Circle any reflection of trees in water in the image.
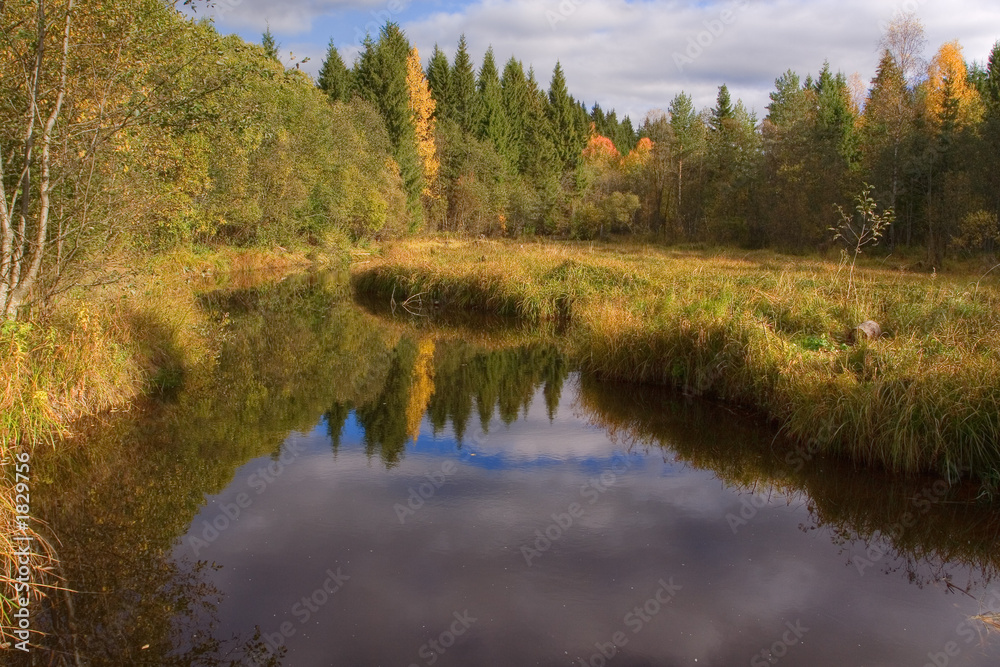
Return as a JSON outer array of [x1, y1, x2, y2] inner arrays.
[[575, 374, 1000, 592], [28, 272, 1000, 663], [27, 274, 394, 665], [30, 274, 571, 663], [329, 338, 568, 464]]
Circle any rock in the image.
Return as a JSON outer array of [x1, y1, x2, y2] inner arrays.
[[850, 321, 882, 344]]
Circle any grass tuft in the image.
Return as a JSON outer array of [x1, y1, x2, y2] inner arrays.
[[354, 238, 1000, 483]]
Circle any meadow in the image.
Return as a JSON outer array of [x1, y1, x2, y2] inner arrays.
[[354, 238, 1000, 485]]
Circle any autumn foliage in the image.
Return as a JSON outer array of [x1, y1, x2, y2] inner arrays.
[[582, 132, 621, 163], [925, 41, 983, 129], [407, 47, 439, 195]]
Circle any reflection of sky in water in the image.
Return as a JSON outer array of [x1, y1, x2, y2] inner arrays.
[[178, 380, 1000, 667]]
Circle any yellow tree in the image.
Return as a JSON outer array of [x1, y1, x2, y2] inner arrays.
[[406, 48, 439, 196], [925, 41, 984, 130], [405, 339, 436, 441]]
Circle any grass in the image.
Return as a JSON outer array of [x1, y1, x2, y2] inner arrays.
[[353, 238, 1000, 484], [0, 244, 321, 647]]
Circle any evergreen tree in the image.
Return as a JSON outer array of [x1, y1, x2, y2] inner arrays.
[[711, 84, 733, 133], [981, 42, 1000, 231], [352, 23, 424, 225], [262, 25, 280, 61], [591, 103, 607, 135], [476, 47, 513, 164], [502, 57, 531, 172], [814, 62, 859, 165], [523, 67, 561, 229], [427, 45, 452, 122], [861, 51, 911, 217], [618, 116, 636, 152], [451, 35, 477, 134], [985, 41, 1000, 111], [766, 70, 807, 128], [318, 40, 351, 103], [546, 62, 581, 170]]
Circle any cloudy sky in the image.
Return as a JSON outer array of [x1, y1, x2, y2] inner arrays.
[[194, 0, 1000, 123]]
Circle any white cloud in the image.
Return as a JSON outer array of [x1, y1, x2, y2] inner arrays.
[[399, 0, 1000, 120], [202, 0, 387, 33], [204, 0, 1000, 123]]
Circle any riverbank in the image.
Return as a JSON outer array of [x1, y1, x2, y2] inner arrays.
[[1, 245, 334, 646], [353, 238, 1000, 485]]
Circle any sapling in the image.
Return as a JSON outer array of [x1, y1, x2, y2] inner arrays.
[[831, 184, 895, 303]]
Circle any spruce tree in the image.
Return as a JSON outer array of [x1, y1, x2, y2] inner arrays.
[[427, 45, 452, 122], [353, 24, 424, 225], [711, 84, 733, 133], [547, 62, 581, 170], [262, 25, 280, 61], [591, 103, 606, 136], [476, 47, 513, 166], [451, 35, 477, 134], [985, 41, 1000, 111], [502, 57, 531, 173], [815, 62, 858, 165], [318, 40, 351, 102]]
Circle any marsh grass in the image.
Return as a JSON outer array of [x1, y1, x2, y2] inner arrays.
[[354, 239, 1000, 483], [0, 245, 318, 646]]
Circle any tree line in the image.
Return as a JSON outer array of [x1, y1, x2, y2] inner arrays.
[[317, 14, 999, 263], [2, 3, 998, 320]]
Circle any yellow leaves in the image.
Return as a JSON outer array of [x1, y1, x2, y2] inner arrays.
[[925, 41, 984, 130], [406, 48, 439, 195], [405, 338, 436, 442]]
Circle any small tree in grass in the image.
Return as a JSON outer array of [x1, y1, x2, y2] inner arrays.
[[831, 183, 895, 301]]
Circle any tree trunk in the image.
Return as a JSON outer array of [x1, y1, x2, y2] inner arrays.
[[1, 0, 74, 320]]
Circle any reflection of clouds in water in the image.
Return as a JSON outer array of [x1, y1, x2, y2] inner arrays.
[[176, 384, 1000, 667]]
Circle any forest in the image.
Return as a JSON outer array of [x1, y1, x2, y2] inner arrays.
[[2, 1, 1000, 325]]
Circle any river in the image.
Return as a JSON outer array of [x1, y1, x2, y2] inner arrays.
[[21, 273, 1000, 666]]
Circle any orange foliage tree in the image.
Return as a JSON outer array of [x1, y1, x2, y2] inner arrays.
[[925, 41, 983, 130]]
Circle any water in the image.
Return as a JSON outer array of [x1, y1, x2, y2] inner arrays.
[[24, 274, 1000, 666]]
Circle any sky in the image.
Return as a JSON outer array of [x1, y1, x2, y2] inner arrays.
[[190, 0, 1000, 124]]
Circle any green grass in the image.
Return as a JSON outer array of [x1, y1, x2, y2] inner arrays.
[[353, 238, 1000, 483]]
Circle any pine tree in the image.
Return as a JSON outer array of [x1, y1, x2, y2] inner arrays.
[[318, 40, 351, 102], [427, 45, 452, 122], [262, 25, 280, 61], [451, 35, 477, 134], [766, 70, 807, 128]]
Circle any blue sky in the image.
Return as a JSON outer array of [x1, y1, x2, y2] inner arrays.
[[191, 0, 1000, 124]]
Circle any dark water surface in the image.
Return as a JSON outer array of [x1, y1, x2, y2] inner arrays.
[[24, 274, 1000, 666]]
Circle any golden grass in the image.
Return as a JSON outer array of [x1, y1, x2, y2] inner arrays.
[[354, 238, 1000, 482]]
